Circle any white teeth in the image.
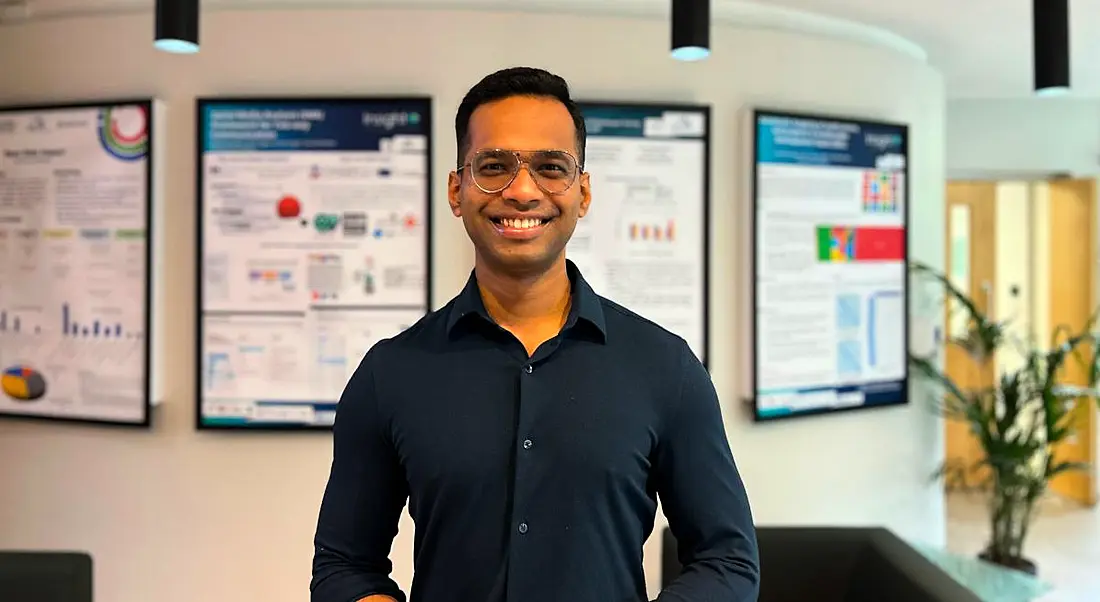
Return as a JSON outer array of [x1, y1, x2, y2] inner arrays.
[[501, 218, 542, 229]]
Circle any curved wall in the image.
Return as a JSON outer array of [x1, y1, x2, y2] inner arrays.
[[0, 8, 946, 602]]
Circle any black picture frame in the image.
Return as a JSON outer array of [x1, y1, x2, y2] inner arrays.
[[194, 95, 434, 431], [0, 99, 156, 428], [574, 100, 712, 370], [748, 107, 911, 422]]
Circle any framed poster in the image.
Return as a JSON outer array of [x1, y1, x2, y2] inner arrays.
[[195, 96, 432, 430], [749, 108, 910, 421], [0, 99, 156, 426], [568, 101, 711, 366]]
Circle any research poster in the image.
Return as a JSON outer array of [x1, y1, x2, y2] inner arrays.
[[568, 103, 709, 364], [0, 101, 154, 425], [751, 109, 908, 420], [197, 97, 431, 429]]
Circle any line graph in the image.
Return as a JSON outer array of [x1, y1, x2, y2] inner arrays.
[[867, 290, 903, 372]]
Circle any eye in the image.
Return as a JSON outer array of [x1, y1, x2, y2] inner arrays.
[[535, 162, 567, 176]]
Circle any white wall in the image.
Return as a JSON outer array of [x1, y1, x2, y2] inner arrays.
[[946, 98, 1100, 178], [0, 8, 947, 602]]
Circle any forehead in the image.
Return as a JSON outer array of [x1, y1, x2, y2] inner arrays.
[[466, 95, 577, 154]]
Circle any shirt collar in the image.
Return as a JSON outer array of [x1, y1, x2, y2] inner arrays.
[[446, 259, 607, 341]]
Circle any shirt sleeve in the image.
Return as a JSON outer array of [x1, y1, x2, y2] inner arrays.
[[652, 342, 761, 602], [311, 347, 409, 602]]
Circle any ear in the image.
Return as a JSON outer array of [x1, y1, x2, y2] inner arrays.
[[577, 171, 592, 218], [447, 171, 463, 217]]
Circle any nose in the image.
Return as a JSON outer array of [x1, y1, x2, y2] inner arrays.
[[501, 163, 543, 203]]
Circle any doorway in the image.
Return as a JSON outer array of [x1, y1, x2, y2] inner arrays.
[[943, 178, 1097, 506]]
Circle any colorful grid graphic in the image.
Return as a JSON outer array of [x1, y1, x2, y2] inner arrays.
[[862, 171, 899, 213], [816, 226, 904, 262]]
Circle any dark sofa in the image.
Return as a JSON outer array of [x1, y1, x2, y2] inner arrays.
[[661, 526, 982, 602], [0, 551, 93, 602]]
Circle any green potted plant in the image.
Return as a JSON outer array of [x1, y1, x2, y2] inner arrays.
[[908, 261, 1100, 575]]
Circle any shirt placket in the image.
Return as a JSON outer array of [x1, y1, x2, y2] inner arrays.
[[503, 337, 562, 602]]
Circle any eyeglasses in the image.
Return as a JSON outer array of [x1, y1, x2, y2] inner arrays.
[[458, 149, 580, 195]]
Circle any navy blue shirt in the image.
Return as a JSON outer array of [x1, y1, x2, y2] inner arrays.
[[311, 260, 759, 602]]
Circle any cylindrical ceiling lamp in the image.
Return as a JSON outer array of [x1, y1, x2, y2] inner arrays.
[[1033, 0, 1070, 95], [671, 0, 710, 61], [155, 0, 200, 54]]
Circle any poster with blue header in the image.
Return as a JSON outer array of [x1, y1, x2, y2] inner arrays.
[[196, 97, 432, 430], [750, 108, 909, 422]]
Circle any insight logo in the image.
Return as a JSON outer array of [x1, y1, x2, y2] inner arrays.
[[362, 111, 421, 130], [864, 132, 901, 150]]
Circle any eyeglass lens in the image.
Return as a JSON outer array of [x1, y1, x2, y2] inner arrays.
[[470, 150, 577, 193]]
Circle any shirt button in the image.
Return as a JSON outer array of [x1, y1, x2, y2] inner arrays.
[[518, 522, 529, 534], [523, 438, 533, 449], [524, 364, 533, 374]]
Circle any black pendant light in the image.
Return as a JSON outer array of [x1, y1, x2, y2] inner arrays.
[[155, 0, 200, 54], [671, 0, 710, 61], [1033, 0, 1070, 95]]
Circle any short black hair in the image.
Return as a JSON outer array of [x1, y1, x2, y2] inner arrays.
[[454, 66, 587, 169]]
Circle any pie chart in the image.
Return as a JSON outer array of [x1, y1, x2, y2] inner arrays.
[[1, 365, 47, 402]]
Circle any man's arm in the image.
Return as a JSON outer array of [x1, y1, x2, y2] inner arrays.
[[652, 342, 760, 602], [311, 348, 409, 602]]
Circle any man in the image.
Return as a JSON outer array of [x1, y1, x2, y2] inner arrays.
[[311, 66, 760, 602]]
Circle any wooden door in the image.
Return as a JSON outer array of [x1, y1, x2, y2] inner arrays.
[[1045, 179, 1098, 506], [944, 182, 998, 489]]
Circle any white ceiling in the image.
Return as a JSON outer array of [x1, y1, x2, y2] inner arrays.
[[5, 0, 1099, 99], [763, 0, 1100, 99]]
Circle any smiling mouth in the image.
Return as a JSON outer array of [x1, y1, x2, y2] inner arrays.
[[491, 217, 553, 230]]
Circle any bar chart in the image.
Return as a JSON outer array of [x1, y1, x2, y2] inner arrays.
[[61, 303, 141, 339], [626, 219, 676, 243], [0, 309, 42, 335]]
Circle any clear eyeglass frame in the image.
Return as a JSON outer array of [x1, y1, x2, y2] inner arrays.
[[457, 148, 582, 196]]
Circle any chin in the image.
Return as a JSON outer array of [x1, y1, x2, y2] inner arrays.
[[480, 247, 563, 276]]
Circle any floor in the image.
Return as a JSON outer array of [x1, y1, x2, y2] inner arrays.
[[946, 492, 1100, 602]]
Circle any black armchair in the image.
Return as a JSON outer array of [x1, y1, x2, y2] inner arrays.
[[661, 526, 982, 602]]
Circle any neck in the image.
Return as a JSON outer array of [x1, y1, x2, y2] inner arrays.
[[475, 255, 572, 328]]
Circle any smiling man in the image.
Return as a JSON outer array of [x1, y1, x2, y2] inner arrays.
[[310, 66, 760, 602]]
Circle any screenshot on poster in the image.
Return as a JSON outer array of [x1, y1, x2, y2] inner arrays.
[[197, 97, 431, 429], [751, 109, 908, 420], [0, 101, 153, 425], [568, 102, 710, 365]]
